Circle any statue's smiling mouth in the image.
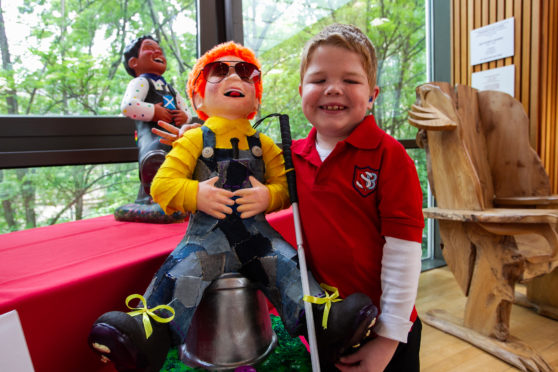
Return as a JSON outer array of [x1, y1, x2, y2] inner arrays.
[[225, 89, 244, 97]]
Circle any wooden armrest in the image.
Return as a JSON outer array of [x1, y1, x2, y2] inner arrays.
[[493, 195, 558, 207], [423, 207, 558, 224]]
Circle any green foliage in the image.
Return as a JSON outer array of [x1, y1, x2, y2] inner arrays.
[[247, 0, 426, 142], [0, 164, 137, 232], [0, 0, 198, 232], [1, 0, 197, 116]]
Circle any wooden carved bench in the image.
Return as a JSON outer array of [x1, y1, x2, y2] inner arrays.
[[408, 82, 558, 372]]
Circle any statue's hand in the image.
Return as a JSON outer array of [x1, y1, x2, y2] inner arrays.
[[179, 122, 201, 137], [152, 121, 202, 146], [152, 102, 173, 123], [197, 177, 234, 219], [234, 176, 270, 218], [171, 109, 189, 125], [152, 120, 178, 146]]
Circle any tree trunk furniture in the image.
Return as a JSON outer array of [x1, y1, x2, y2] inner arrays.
[[409, 82, 558, 372]]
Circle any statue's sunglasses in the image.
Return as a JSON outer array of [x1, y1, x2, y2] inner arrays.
[[200, 61, 261, 84]]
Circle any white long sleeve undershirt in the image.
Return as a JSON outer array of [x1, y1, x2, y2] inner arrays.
[[375, 236, 422, 343]]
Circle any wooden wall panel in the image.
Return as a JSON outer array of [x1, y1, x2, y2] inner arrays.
[[451, 0, 558, 193]]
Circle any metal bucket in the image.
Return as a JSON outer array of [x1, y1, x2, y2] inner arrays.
[[180, 273, 277, 370]]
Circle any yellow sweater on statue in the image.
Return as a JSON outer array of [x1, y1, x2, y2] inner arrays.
[[151, 116, 289, 215]]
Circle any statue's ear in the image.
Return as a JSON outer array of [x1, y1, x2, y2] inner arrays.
[[192, 91, 206, 113], [128, 57, 138, 71]]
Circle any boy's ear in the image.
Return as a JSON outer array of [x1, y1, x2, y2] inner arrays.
[[367, 85, 380, 110], [298, 84, 302, 97]]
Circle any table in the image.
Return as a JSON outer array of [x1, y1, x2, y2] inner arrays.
[[0, 209, 295, 372]]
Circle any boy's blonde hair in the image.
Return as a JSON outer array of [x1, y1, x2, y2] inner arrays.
[[300, 23, 378, 88]]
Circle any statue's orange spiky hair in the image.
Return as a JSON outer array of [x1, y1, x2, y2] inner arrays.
[[187, 41, 262, 121]]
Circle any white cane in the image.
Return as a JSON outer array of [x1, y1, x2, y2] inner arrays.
[[279, 114, 321, 372]]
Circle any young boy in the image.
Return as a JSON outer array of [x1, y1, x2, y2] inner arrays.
[[88, 41, 377, 372], [294, 23, 424, 372]]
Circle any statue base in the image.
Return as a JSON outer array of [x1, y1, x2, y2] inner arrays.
[[114, 202, 186, 224]]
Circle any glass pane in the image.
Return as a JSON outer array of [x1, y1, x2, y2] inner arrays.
[[0, 164, 137, 233], [1, 0, 198, 233], [242, 0, 429, 256], [0, 0, 197, 116], [407, 148, 430, 259], [242, 0, 427, 143]]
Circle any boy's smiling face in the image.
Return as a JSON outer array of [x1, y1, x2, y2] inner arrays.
[[194, 56, 259, 120], [299, 45, 379, 147], [128, 39, 167, 76]]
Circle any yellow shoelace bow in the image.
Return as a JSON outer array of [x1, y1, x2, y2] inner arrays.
[[303, 283, 342, 330], [126, 294, 175, 339]]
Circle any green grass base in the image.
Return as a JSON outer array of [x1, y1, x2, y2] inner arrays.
[[160, 315, 311, 371]]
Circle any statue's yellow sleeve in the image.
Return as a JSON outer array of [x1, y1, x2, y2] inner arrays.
[[151, 128, 203, 214], [259, 134, 290, 213]]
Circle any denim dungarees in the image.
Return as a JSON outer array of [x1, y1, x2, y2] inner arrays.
[[143, 126, 322, 343]]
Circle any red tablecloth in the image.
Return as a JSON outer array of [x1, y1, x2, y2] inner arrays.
[[0, 209, 295, 372]]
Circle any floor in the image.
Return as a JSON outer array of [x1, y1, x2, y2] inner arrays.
[[417, 267, 558, 372]]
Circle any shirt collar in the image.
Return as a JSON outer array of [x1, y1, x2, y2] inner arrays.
[[292, 114, 384, 157], [204, 116, 256, 136], [140, 73, 167, 85], [344, 115, 384, 149]]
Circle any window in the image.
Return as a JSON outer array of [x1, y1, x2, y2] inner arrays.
[[1, 0, 442, 270], [0, 0, 197, 232], [241, 0, 432, 260]]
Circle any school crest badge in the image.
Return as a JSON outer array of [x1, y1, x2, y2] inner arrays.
[[353, 166, 379, 197]]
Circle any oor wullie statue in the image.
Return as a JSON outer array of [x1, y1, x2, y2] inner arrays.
[[88, 41, 377, 372], [114, 35, 191, 223]]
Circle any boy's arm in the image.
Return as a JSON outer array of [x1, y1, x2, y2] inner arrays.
[[376, 236, 422, 341], [376, 141, 424, 340], [336, 237, 421, 372]]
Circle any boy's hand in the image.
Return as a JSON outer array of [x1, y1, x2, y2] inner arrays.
[[152, 120, 202, 146], [197, 176, 234, 219], [152, 102, 173, 123], [234, 176, 270, 219], [335, 336, 398, 372]]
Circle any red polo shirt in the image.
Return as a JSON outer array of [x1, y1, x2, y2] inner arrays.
[[291, 115, 424, 322]]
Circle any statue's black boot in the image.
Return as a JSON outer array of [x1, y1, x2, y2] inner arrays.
[[139, 149, 166, 197], [88, 311, 171, 372], [313, 293, 378, 368]]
